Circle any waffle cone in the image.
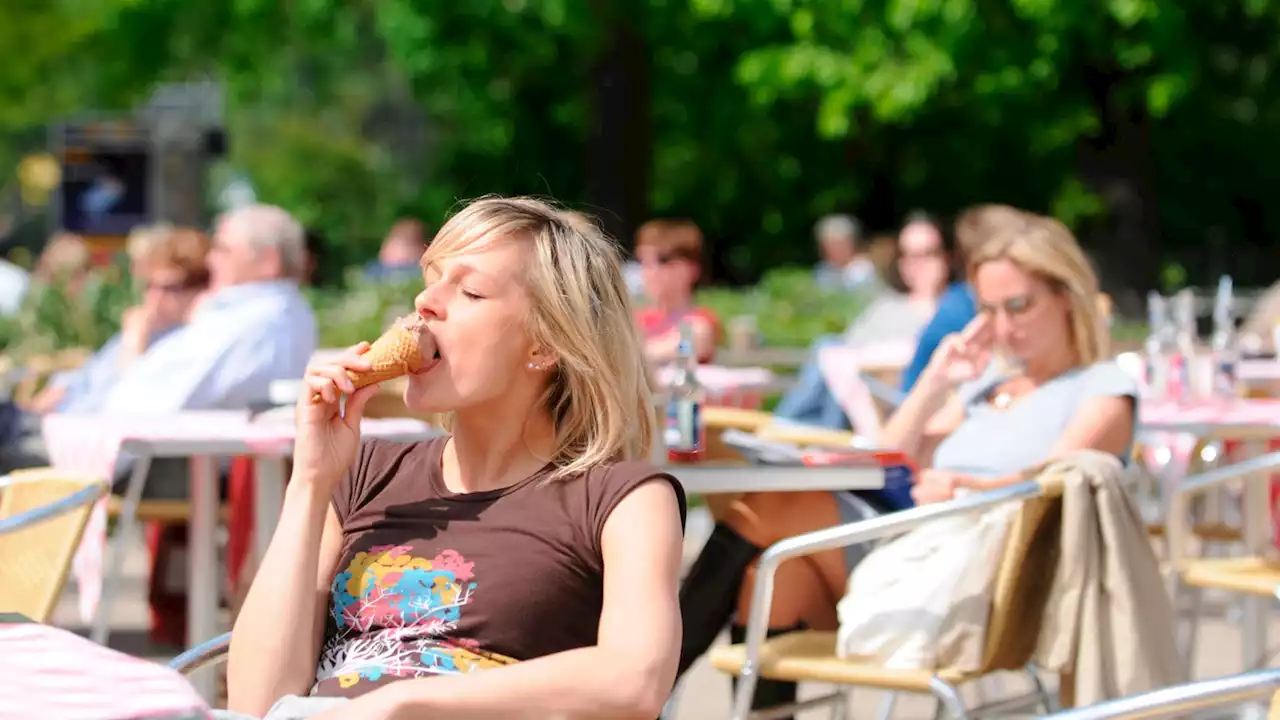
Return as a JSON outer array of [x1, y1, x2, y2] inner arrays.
[[347, 324, 425, 389]]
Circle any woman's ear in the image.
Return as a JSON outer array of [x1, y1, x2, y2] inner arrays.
[[525, 348, 560, 372]]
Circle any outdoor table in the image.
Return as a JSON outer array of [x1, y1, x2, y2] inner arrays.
[[0, 613, 211, 720], [668, 462, 883, 495], [41, 411, 438, 703]]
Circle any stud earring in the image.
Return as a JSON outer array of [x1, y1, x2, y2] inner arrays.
[[527, 362, 540, 370]]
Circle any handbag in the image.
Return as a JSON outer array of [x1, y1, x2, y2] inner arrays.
[[835, 499, 1016, 670]]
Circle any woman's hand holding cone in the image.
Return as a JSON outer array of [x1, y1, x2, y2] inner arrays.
[[294, 342, 379, 489]]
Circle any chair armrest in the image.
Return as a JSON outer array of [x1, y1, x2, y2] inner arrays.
[[729, 479, 1051, 720], [1165, 449, 1280, 567], [0, 479, 107, 534], [1036, 667, 1280, 719], [1172, 449, 1280, 501], [168, 631, 233, 675]]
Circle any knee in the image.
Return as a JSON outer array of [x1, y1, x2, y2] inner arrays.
[[724, 491, 835, 546]]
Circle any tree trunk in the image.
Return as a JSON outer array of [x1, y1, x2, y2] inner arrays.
[[1075, 67, 1160, 316], [585, 14, 651, 252]]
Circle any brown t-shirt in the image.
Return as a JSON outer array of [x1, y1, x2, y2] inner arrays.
[[311, 436, 686, 697]]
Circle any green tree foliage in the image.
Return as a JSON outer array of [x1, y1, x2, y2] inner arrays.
[[3, 0, 1280, 298]]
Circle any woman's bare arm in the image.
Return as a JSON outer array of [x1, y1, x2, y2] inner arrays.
[[226, 483, 345, 715], [879, 378, 964, 468], [951, 394, 1137, 494]]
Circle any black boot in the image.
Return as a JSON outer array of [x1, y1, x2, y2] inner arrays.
[[677, 523, 762, 678], [729, 623, 800, 719]]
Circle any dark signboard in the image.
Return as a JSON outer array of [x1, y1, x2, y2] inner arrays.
[[56, 120, 152, 237]]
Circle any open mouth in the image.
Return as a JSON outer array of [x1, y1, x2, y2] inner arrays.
[[413, 348, 442, 375]]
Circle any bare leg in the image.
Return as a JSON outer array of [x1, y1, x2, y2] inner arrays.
[[722, 490, 850, 627]]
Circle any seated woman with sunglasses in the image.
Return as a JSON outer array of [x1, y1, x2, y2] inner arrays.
[[676, 214, 1138, 711], [632, 219, 720, 364], [1, 227, 212, 473]]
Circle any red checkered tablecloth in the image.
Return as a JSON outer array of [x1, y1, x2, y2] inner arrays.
[[1137, 398, 1280, 464], [1138, 397, 1280, 548], [0, 620, 212, 720], [1141, 397, 1280, 426]]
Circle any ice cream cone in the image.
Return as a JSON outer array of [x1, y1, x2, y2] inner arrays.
[[347, 322, 426, 390]]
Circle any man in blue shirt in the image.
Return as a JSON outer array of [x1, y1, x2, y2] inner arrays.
[[812, 214, 879, 293]]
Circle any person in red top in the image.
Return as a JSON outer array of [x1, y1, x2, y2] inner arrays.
[[633, 218, 719, 363]]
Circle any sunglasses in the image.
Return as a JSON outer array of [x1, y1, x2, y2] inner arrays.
[[643, 252, 690, 266], [145, 279, 198, 294], [979, 293, 1038, 318]]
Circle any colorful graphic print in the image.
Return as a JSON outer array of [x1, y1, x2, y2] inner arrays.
[[314, 544, 514, 691]]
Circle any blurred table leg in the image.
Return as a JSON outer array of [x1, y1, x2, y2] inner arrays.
[[186, 454, 219, 703], [252, 455, 287, 563], [1239, 441, 1271, 720]]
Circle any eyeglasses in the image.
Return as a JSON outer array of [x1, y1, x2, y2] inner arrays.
[[979, 293, 1038, 319]]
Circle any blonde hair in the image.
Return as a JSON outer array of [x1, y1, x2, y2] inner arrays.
[[422, 196, 655, 479], [968, 215, 1107, 366], [953, 204, 1033, 264], [126, 223, 175, 264]]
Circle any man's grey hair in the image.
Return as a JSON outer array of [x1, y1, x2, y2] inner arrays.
[[814, 214, 862, 246], [219, 204, 307, 280]]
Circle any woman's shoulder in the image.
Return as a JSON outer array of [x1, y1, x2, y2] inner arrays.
[[570, 459, 688, 535], [334, 436, 445, 523], [1071, 359, 1140, 398]]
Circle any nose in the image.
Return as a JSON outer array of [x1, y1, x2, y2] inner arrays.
[[414, 283, 446, 322], [991, 310, 1016, 345]]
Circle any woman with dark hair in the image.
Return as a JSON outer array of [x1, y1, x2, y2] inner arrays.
[[773, 213, 954, 429]]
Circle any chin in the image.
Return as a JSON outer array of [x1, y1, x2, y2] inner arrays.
[[402, 385, 455, 415]]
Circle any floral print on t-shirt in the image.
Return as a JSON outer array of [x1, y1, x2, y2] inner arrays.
[[313, 543, 515, 691]]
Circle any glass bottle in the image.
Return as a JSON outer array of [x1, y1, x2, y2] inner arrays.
[[664, 321, 705, 462]]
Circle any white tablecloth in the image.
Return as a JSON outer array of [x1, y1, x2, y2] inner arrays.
[[39, 411, 433, 621]]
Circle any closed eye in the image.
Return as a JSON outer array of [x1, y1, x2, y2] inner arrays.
[[462, 289, 484, 300]]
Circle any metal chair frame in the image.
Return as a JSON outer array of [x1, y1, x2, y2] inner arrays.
[[729, 479, 1058, 720], [0, 474, 108, 535], [169, 631, 232, 675], [1036, 667, 1280, 720], [1165, 449, 1280, 675]]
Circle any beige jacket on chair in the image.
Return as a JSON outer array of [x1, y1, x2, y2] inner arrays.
[[1032, 450, 1185, 706]]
